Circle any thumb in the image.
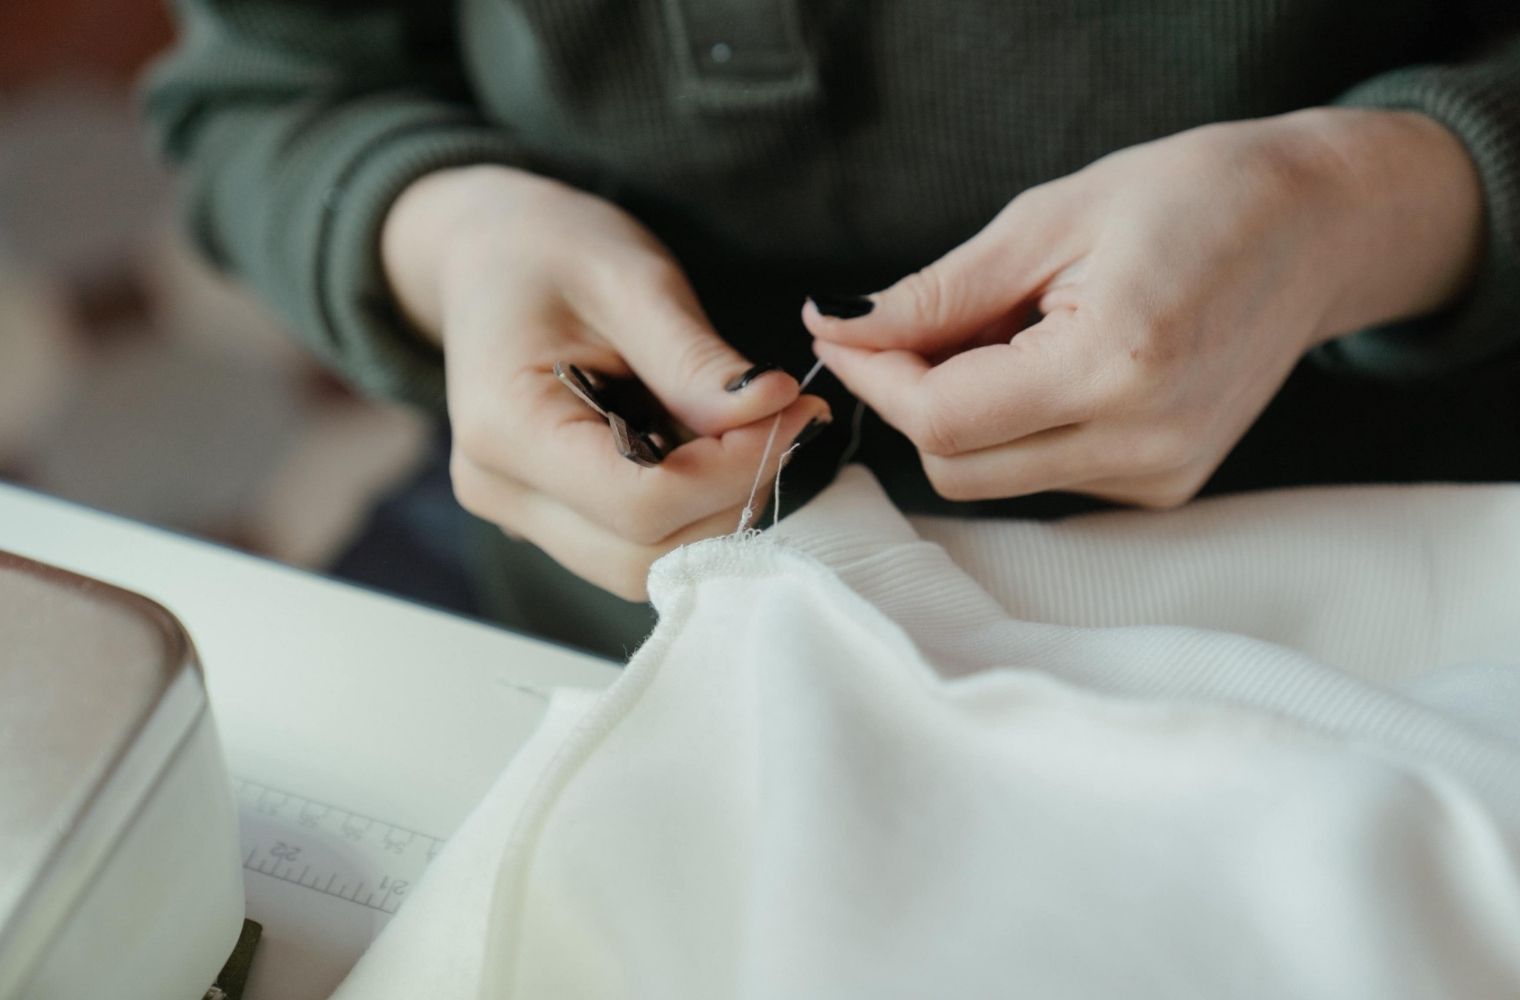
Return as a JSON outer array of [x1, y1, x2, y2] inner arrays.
[[803, 198, 1062, 356], [600, 265, 800, 437]]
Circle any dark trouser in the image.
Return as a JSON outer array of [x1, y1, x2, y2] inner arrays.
[[329, 428, 655, 660]]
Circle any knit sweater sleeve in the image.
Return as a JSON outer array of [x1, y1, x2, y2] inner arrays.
[[1313, 16, 1520, 381], [143, 0, 523, 410]]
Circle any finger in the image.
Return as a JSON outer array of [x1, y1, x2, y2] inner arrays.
[[813, 316, 1100, 457], [916, 423, 1116, 502], [579, 258, 799, 436], [802, 190, 1074, 355], [919, 418, 1208, 503], [548, 397, 830, 542], [461, 370, 830, 543], [451, 459, 750, 601]]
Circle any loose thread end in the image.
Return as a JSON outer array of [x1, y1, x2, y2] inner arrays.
[[731, 358, 828, 537], [773, 444, 800, 528]]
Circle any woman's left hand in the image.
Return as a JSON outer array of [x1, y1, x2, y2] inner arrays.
[[805, 108, 1483, 506]]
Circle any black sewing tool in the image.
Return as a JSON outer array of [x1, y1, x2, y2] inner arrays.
[[553, 362, 688, 467]]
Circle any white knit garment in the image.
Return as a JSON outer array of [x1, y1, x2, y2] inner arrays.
[[331, 467, 1520, 1000]]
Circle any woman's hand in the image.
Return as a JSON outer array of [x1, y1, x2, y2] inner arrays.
[[806, 109, 1483, 506], [384, 165, 829, 599]]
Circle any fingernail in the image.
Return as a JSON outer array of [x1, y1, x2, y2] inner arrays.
[[809, 293, 874, 319], [791, 416, 831, 448], [724, 362, 780, 393]]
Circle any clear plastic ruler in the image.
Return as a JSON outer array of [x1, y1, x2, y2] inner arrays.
[[233, 777, 443, 916]]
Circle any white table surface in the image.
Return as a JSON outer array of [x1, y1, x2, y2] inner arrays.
[[0, 482, 621, 999]]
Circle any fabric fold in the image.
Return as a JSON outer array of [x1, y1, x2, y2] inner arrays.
[[331, 469, 1520, 1000]]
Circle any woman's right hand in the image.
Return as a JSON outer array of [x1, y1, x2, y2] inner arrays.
[[382, 165, 829, 600]]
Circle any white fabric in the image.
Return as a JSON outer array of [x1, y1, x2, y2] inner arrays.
[[331, 468, 1520, 1000]]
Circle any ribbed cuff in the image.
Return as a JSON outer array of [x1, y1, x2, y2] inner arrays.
[[292, 104, 525, 410], [1315, 47, 1520, 380], [184, 92, 526, 412]]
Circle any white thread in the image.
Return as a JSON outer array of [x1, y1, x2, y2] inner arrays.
[[797, 357, 827, 392], [736, 416, 784, 533], [734, 359, 827, 534], [773, 443, 801, 528]]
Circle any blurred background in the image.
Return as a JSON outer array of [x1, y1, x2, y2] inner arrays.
[[0, 0, 434, 576]]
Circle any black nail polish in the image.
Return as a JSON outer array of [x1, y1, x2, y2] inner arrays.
[[725, 362, 780, 393], [809, 293, 874, 319], [791, 417, 831, 449]]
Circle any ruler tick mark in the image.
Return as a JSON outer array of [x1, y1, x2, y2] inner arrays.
[[235, 776, 444, 916]]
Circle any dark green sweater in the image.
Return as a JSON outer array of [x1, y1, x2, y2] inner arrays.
[[143, 1, 1520, 653], [146, 0, 1520, 401]]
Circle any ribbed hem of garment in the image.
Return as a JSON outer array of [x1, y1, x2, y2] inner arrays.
[[770, 466, 1520, 826], [1314, 49, 1520, 380], [311, 107, 527, 411]]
